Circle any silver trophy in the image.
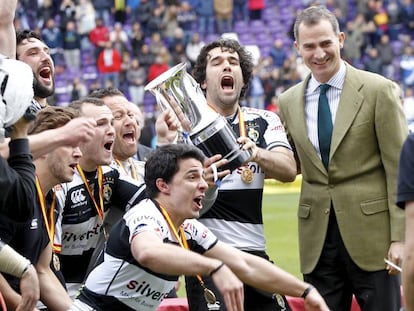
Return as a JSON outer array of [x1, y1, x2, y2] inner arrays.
[[144, 62, 251, 172]]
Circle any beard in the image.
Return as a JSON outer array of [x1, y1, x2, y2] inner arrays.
[[33, 75, 55, 99]]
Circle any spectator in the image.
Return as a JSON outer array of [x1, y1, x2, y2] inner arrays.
[[194, 0, 215, 37], [248, 0, 265, 21], [129, 21, 145, 57], [176, 1, 197, 44], [137, 43, 156, 71], [136, 0, 154, 37], [399, 0, 414, 38], [88, 17, 110, 66], [148, 5, 165, 34], [269, 38, 288, 68], [127, 58, 147, 106], [148, 32, 166, 56], [97, 41, 122, 88], [400, 45, 414, 88], [109, 22, 129, 55], [58, 0, 76, 33], [266, 95, 280, 115], [113, 0, 127, 24], [403, 87, 414, 125], [147, 54, 169, 83], [375, 33, 395, 79], [91, 0, 112, 26], [233, 0, 248, 22], [341, 19, 364, 65], [75, 0, 96, 50], [247, 67, 265, 109], [62, 20, 81, 71], [68, 77, 88, 101], [363, 47, 383, 75], [162, 4, 180, 42], [41, 18, 63, 68], [214, 0, 233, 35], [185, 32, 205, 70], [170, 42, 189, 66]]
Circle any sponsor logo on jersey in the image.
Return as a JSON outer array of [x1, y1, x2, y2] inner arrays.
[[126, 280, 170, 301], [70, 188, 86, 205]]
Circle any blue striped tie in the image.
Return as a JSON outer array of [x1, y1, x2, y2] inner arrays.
[[318, 84, 332, 170]]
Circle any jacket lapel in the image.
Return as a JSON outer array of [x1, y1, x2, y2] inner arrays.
[[330, 64, 364, 158]]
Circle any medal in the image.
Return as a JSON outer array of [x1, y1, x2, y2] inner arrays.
[[241, 166, 254, 184], [52, 253, 60, 271], [204, 287, 216, 304]]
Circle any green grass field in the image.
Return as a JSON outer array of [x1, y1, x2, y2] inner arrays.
[[262, 190, 301, 278], [177, 183, 302, 297]]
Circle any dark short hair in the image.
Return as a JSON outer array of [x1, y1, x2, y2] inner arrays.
[[293, 5, 340, 42], [69, 97, 105, 113], [89, 87, 125, 99], [29, 106, 79, 134], [144, 144, 205, 198], [16, 29, 43, 58], [193, 38, 253, 99]]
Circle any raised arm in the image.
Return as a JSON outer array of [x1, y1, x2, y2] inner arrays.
[[0, 0, 17, 59]]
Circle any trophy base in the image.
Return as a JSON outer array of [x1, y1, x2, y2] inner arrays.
[[190, 116, 251, 172]]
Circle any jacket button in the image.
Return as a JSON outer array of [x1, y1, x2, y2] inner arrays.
[[324, 209, 330, 214]]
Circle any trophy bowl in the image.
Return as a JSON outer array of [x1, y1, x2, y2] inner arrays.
[[145, 62, 251, 172]]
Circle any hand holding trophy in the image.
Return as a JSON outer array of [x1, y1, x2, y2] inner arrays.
[[145, 62, 251, 172]]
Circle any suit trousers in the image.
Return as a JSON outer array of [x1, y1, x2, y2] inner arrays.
[[303, 207, 401, 311]]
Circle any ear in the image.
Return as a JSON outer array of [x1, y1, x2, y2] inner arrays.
[[156, 178, 170, 194], [294, 41, 301, 56], [339, 32, 345, 49], [200, 80, 207, 90]]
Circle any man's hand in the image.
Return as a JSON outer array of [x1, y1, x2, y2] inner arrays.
[[202, 154, 230, 187], [386, 241, 404, 275], [58, 117, 96, 147], [16, 265, 39, 311], [211, 264, 244, 311], [155, 110, 181, 145], [8, 117, 33, 140]]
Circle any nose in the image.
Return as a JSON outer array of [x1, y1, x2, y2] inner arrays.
[[41, 50, 54, 65], [314, 46, 326, 60], [200, 176, 208, 190], [73, 146, 82, 158]]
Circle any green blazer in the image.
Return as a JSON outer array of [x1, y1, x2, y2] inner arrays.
[[279, 63, 408, 274]]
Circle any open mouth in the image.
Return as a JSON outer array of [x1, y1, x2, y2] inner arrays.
[[39, 67, 52, 83], [193, 195, 204, 209], [123, 132, 136, 143], [221, 76, 234, 90], [104, 141, 113, 151]]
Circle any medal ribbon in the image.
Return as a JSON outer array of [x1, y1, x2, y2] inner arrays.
[[35, 176, 60, 252], [237, 106, 246, 137], [115, 158, 138, 180], [157, 203, 210, 292], [76, 164, 105, 220], [207, 104, 246, 137]]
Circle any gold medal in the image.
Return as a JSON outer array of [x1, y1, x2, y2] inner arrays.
[[52, 253, 60, 271], [203, 287, 217, 305], [241, 166, 254, 184]]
